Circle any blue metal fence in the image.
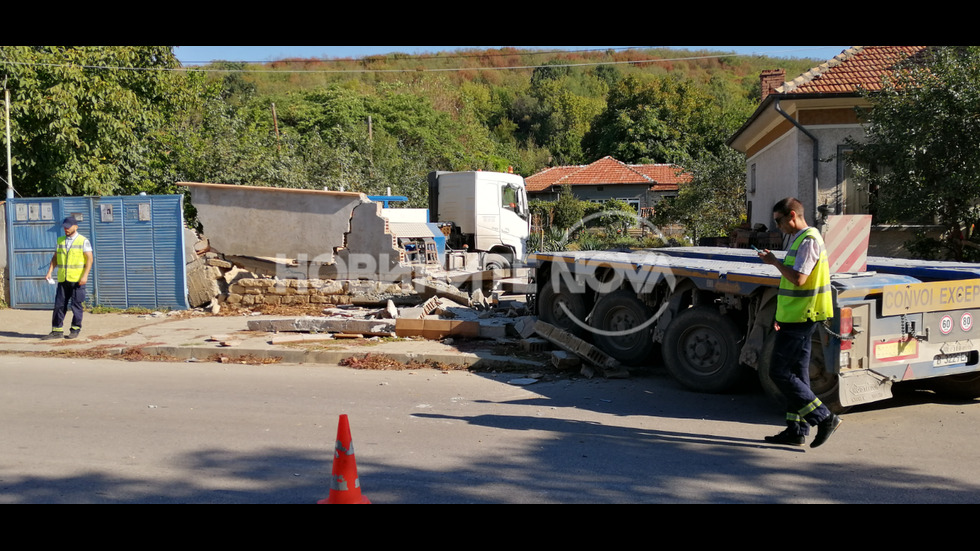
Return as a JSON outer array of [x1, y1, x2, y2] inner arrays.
[[5, 195, 188, 310]]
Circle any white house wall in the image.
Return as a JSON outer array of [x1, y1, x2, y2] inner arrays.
[[746, 130, 799, 229], [746, 121, 865, 229]]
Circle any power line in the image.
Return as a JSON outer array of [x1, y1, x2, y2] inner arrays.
[[0, 46, 812, 75], [182, 46, 651, 65]]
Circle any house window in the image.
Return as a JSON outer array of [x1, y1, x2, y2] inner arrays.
[[838, 146, 875, 217], [750, 163, 757, 193]]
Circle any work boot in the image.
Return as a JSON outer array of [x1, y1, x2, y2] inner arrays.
[[764, 428, 805, 446], [40, 331, 63, 340], [66, 329, 81, 339], [810, 414, 843, 448]]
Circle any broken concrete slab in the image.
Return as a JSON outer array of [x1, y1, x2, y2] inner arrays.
[[186, 256, 221, 308], [512, 316, 537, 339], [412, 278, 471, 305], [269, 333, 336, 344], [247, 317, 396, 337], [384, 300, 399, 319]]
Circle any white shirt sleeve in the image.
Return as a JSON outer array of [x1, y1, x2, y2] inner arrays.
[[793, 236, 821, 275]]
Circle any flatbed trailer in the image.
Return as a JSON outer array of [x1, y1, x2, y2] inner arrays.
[[528, 246, 980, 411]]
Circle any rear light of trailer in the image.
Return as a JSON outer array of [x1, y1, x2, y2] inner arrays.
[[840, 307, 853, 351]]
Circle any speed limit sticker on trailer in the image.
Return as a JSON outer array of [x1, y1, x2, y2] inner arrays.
[[940, 315, 954, 335], [962, 312, 974, 332]]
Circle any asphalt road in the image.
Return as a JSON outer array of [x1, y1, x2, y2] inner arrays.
[[2, 353, 980, 504]]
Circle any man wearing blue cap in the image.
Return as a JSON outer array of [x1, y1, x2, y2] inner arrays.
[[41, 216, 93, 340]]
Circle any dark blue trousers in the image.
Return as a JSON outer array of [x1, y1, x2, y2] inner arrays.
[[770, 321, 832, 436], [52, 281, 86, 331]]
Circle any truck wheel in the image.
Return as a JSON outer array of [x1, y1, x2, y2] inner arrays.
[[662, 306, 746, 393], [537, 280, 588, 337], [925, 372, 980, 399], [757, 329, 846, 414], [589, 290, 657, 366], [483, 253, 511, 271]]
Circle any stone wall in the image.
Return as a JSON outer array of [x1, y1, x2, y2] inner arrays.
[[224, 277, 414, 308]]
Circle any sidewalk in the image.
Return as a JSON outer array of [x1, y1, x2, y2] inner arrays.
[[0, 307, 545, 370]]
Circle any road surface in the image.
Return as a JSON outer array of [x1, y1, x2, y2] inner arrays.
[[2, 354, 979, 503]]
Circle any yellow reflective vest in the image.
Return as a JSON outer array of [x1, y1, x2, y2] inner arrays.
[[56, 235, 89, 283], [776, 227, 833, 323]]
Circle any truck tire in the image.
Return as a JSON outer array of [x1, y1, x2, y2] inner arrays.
[[483, 253, 511, 271], [537, 279, 588, 337], [924, 372, 980, 399], [757, 329, 846, 414], [662, 306, 746, 393], [589, 289, 657, 366]]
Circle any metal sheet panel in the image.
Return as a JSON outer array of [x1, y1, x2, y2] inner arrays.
[[6, 195, 188, 310]]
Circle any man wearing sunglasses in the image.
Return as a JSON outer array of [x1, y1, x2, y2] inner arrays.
[[757, 197, 843, 448]]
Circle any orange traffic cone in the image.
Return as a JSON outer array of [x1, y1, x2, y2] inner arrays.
[[318, 414, 371, 504]]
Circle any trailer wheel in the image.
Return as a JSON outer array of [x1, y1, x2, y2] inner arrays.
[[662, 307, 746, 393], [757, 329, 846, 414], [589, 290, 657, 366], [537, 280, 588, 337], [924, 372, 980, 399]]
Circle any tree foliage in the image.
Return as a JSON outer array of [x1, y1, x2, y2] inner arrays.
[[0, 45, 821, 219], [848, 46, 980, 261], [0, 46, 189, 196], [652, 148, 746, 242], [582, 75, 730, 165]]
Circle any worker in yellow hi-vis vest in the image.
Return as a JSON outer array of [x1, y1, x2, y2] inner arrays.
[[41, 216, 94, 340], [757, 198, 843, 449]]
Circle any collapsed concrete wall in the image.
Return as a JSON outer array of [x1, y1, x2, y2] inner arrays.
[[179, 182, 413, 282], [179, 182, 365, 264]]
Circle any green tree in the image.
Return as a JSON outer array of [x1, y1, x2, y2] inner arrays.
[[582, 74, 727, 165], [653, 148, 746, 243], [0, 46, 189, 197], [551, 185, 585, 231], [584, 198, 636, 234], [848, 46, 980, 261]]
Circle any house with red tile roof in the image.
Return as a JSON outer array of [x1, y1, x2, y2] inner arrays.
[[525, 156, 691, 216], [727, 46, 934, 255]]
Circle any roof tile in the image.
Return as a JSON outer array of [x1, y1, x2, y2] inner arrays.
[[779, 46, 929, 95], [526, 156, 690, 192]]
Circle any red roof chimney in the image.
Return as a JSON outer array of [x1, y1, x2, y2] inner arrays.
[[760, 69, 786, 101]]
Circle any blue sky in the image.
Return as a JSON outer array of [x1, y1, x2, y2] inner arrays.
[[173, 46, 851, 66]]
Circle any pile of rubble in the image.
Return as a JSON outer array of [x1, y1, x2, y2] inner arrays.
[[184, 238, 630, 379]]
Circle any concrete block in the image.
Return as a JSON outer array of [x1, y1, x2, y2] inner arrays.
[[478, 321, 508, 340], [512, 316, 537, 339], [550, 350, 580, 369], [533, 320, 620, 369], [395, 318, 480, 339], [520, 337, 549, 352]]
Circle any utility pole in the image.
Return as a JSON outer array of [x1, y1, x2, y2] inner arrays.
[[4, 80, 11, 199]]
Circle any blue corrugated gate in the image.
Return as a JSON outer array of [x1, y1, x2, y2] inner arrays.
[[5, 195, 188, 310]]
